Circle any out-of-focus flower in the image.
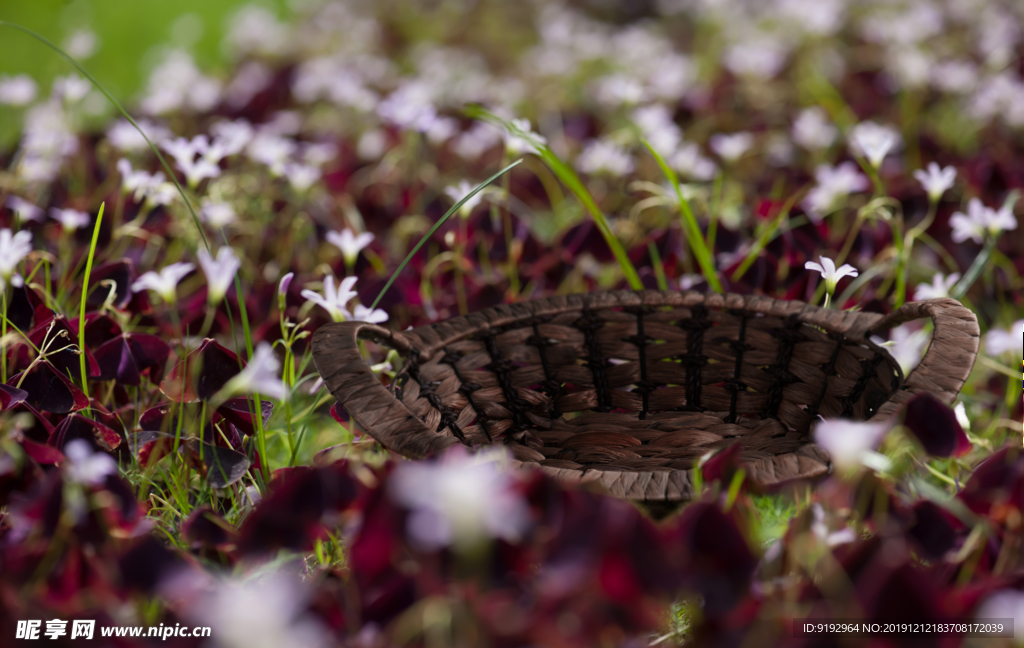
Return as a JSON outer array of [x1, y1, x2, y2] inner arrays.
[[226, 5, 290, 57], [283, 163, 320, 193], [873, 324, 930, 375], [357, 129, 388, 161], [0, 74, 38, 106], [709, 132, 754, 162], [219, 342, 288, 402], [116, 158, 172, 206], [350, 304, 389, 324], [390, 447, 529, 550], [803, 162, 870, 220], [577, 139, 635, 176], [810, 504, 857, 547], [162, 136, 221, 187], [632, 104, 682, 156], [52, 74, 92, 103], [208, 120, 255, 158], [325, 229, 374, 267], [197, 247, 242, 305], [913, 163, 957, 202], [503, 118, 546, 156], [50, 208, 90, 232], [805, 256, 858, 293], [451, 122, 501, 160], [301, 275, 359, 322], [5, 196, 43, 223], [187, 571, 330, 648], [792, 107, 837, 151], [914, 272, 960, 301], [131, 262, 195, 303], [64, 439, 116, 486], [670, 142, 717, 180], [974, 590, 1024, 641], [954, 402, 971, 433], [247, 131, 297, 176], [849, 121, 901, 168], [0, 228, 32, 290], [278, 272, 294, 311], [200, 200, 237, 229], [814, 419, 891, 473], [950, 198, 1018, 244], [445, 180, 486, 217], [106, 118, 171, 152], [140, 49, 221, 115], [984, 321, 1023, 356], [63, 29, 99, 59]]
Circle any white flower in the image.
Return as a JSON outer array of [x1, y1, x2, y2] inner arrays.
[[810, 504, 857, 547], [849, 121, 901, 168], [63, 29, 98, 59], [197, 247, 242, 304], [632, 104, 682, 156], [200, 200, 237, 229], [814, 419, 891, 473], [873, 324, 930, 375], [63, 440, 116, 486], [576, 139, 635, 176], [444, 180, 486, 217], [709, 132, 754, 163], [0, 228, 33, 289], [52, 74, 91, 103], [792, 107, 837, 151], [208, 120, 254, 158], [984, 321, 1023, 357], [139, 49, 221, 115], [913, 163, 957, 202], [914, 272, 960, 301], [50, 208, 90, 232], [325, 229, 374, 267], [503, 118, 546, 156], [723, 39, 788, 80], [451, 122, 501, 160], [802, 162, 870, 221], [0, 74, 38, 106], [219, 342, 288, 402], [390, 447, 530, 550], [301, 275, 358, 322], [116, 158, 170, 205], [805, 256, 858, 293], [974, 590, 1024, 643], [357, 129, 388, 161], [670, 142, 717, 181], [950, 198, 1018, 244], [350, 304, 389, 324], [106, 118, 171, 152], [131, 262, 195, 303], [954, 402, 971, 432], [161, 136, 221, 187], [186, 571, 330, 648], [283, 163, 320, 193], [247, 132, 297, 176], [6, 196, 43, 223]]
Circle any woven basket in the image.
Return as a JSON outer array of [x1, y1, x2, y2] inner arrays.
[[311, 291, 979, 502]]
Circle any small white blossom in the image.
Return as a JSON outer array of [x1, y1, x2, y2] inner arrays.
[[390, 447, 529, 550], [913, 163, 957, 202], [805, 256, 858, 293], [52, 74, 91, 103], [670, 143, 718, 181], [106, 118, 171, 152], [247, 132, 297, 176], [576, 139, 635, 176], [0, 74, 38, 106], [803, 162, 870, 221], [810, 503, 857, 547], [954, 402, 971, 432], [350, 304, 389, 324], [301, 275, 359, 322], [792, 107, 837, 151], [444, 180, 486, 218], [283, 163, 320, 193], [0, 228, 33, 290], [914, 272, 960, 301], [984, 321, 1023, 357], [131, 262, 195, 303], [709, 132, 754, 163], [451, 122, 501, 160], [325, 229, 374, 267], [63, 29, 98, 59], [197, 247, 242, 304], [950, 198, 1018, 244], [116, 158, 171, 206], [873, 324, 930, 375], [632, 104, 682, 156], [357, 129, 389, 161], [814, 419, 891, 473], [974, 590, 1024, 640], [161, 136, 221, 187], [849, 121, 901, 168], [6, 196, 43, 223], [208, 120, 255, 158], [50, 208, 90, 232], [200, 200, 237, 229], [63, 440, 116, 486], [219, 342, 288, 402], [503, 118, 546, 156]]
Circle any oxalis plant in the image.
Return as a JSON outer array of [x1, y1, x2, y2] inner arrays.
[[0, 1, 1022, 646]]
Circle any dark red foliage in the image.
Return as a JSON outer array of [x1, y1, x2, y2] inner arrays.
[[902, 393, 972, 458]]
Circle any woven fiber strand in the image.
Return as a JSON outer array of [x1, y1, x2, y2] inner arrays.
[[312, 292, 979, 502]]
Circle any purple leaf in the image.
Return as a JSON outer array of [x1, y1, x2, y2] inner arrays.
[[903, 393, 971, 458], [0, 383, 28, 411], [10, 361, 90, 414]]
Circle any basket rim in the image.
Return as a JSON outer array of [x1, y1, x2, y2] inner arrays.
[[311, 291, 980, 501]]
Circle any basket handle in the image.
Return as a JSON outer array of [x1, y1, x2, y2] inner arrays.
[[311, 321, 460, 458], [866, 298, 980, 407]]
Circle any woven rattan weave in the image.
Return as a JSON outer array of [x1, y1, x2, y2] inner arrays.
[[311, 291, 979, 502]]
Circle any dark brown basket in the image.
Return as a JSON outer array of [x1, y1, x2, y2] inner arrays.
[[311, 291, 979, 502]]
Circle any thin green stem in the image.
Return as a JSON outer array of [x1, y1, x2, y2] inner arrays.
[[78, 203, 105, 405]]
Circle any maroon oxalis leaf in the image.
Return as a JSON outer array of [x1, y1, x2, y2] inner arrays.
[[126, 430, 175, 468], [10, 361, 90, 414], [181, 506, 238, 551], [19, 436, 65, 464], [92, 333, 170, 386], [902, 393, 971, 458], [182, 439, 250, 488], [905, 501, 962, 561], [700, 442, 744, 486], [214, 397, 273, 437], [0, 383, 28, 411], [958, 446, 1024, 523], [161, 338, 241, 402], [87, 259, 144, 311], [48, 413, 122, 452], [27, 314, 101, 379]]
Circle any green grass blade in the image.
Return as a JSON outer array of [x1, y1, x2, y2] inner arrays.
[[465, 107, 643, 290], [643, 142, 724, 293], [370, 159, 523, 310], [78, 202, 105, 404], [0, 21, 210, 251]]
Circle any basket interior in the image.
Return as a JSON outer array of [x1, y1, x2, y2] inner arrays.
[[391, 304, 905, 473]]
